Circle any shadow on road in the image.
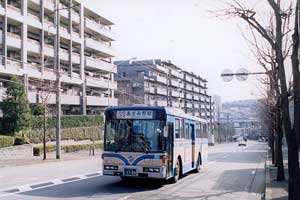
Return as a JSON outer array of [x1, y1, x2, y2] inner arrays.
[[209, 151, 266, 164], [212, 167, 265, 194], [19, 176, 165, 199]]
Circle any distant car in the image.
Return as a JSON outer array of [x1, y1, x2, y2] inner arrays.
[[238, 137, 247, 146], [258, 137, 266, 142]]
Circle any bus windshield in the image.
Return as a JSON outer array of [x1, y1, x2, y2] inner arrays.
[[105, 119, 164, 152]]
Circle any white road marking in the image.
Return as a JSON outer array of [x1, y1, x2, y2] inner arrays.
[[117, 195, 132, 200], [0, 170, 103, 199]]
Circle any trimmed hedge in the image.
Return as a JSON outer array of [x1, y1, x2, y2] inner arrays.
[[24, 126, 103, 144], [33, 143, 103, 155], [0, 135, 15, 148], [31, 115, 103, 130]]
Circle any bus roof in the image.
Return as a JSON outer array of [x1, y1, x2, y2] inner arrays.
[[105, 106, 208, 123]]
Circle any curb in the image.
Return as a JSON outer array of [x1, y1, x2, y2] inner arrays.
[[264, 149, 272, 200], [0, 171, 102, 199]]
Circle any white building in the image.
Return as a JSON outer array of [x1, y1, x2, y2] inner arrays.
[[0, 0, 117, 114]]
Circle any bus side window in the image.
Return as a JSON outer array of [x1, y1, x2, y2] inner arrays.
[[184, 123, 189, 139], [180, 119, 185, 138], [203, 124, 208, 138], [175, 118, 180, 138], [196, 123, 201, 138]]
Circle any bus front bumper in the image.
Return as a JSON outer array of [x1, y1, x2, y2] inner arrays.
[[103, 165, 167, 179]]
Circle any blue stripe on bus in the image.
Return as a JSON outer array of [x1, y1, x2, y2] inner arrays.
[[103, 153, 161, 166], [102, 153, 130, 165], [132, 155, 155, 166]]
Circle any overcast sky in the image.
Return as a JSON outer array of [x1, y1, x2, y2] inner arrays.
[[85, 0, 272, 103]]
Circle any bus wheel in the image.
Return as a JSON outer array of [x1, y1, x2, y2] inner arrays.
[[171, 159, 180, 183], [194, 155, 201, 173]]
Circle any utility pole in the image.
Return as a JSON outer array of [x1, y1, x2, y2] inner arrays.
[[55, 0, 61, 159]]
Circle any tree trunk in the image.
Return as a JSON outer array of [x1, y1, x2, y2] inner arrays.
[[276, 111, 285, 181], [43, 105, 46, 160], [292, 0, 300, 149], [287, 1, 300, 199]]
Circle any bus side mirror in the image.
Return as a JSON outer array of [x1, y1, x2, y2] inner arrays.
[[163, 126, 169, 138]]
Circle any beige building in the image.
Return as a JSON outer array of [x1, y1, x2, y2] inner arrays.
[[0, 0, 117, 114], [115, 59, 211, 119]]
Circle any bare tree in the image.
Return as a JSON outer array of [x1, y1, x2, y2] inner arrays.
[[37, 80, 56, 160], [214, 0, 299, 198]]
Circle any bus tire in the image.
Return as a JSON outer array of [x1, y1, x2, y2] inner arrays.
[[171, 159, 181, 183], [194, 155, 201, 173]]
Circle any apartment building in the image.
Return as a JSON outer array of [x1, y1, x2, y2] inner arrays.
[[115, 59, 211, 119], [180, 70, 210, 119], [0, 0, 117, 115]]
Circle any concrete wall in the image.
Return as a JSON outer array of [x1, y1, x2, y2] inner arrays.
[[0, 144, 33, 160]]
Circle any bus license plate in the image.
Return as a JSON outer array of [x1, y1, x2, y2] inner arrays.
[[124, 168, 136, 176]]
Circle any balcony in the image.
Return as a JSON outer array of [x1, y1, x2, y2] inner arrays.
[[186, 102, 193, 109], [29, 0, 40, 5], [72, 52, 80, 64], [155, 100, 167, 107], [6, 59, 21, 68], [185, 93, 193, 100], [7, 4, 21, 13], [59, 3, 69, 18], [44, 44, 54, 57], [194, 104, 200, 109], [29, 91, 81, 105], [184, 75, 193, 83], [154, 75, 167, 84], [60, 26, 70, 39], [27, 38, 40, 53], [85, 38, 114, 57], [7, 32, 21, 49], [170, 70, 179, 77], [27, 13, 42, 28], [85, 17, 114, 40], [155, 87, 167, 96], [170, 90, 180, 97], [87, 96, 118, 107], [60, 48, 69, 62], [171, 101, 180, 108], [170, 79, 180, 87], [44, 0, 54, 11], [72, 11, 80, 23], [86, 76, 117, 90], [85, 56, 115, 73], [145, 86, 155, 94], [155, 64, 168, 74], [193, 95, 200, 101]]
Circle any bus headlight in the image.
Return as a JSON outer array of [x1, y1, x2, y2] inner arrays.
[[104, 165, 118, 170], [143, 167, 160, 173]]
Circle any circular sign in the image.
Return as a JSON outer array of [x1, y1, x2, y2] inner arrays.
[[236, 68, 249, 81], [221, 69, 234, 82]]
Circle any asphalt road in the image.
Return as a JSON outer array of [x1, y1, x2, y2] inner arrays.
[[0, 141, 267, 200]]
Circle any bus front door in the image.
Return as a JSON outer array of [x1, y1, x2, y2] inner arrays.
[[166, 122, 174, 178]]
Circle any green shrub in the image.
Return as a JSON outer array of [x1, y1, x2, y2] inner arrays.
[[24, 126, 103, 144], [14, 136, 30, 145], [31, 115, 103, 130], [0, 135, 15, 148], [33, 143, 103, 155]]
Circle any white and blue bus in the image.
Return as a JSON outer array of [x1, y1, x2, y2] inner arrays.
[[102, 106, 208, 182]]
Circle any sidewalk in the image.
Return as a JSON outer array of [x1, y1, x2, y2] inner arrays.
[[0, 149, 103, 190], [265, 147, 288, 200], [0, 148, 102, 168]]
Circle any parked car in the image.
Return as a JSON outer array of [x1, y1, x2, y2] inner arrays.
[[238, 137, 247, 146]]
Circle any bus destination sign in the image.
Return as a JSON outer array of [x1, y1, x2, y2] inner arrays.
[[116, 110, 154, 119]]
